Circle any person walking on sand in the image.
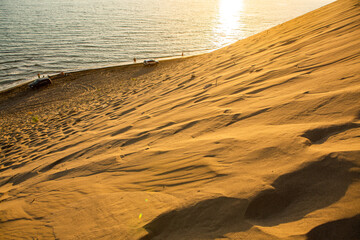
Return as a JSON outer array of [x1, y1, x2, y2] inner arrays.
[[133, 57, 136, 63]]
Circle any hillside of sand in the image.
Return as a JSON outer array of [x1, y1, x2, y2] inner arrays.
[[1, 0, 360, 239]]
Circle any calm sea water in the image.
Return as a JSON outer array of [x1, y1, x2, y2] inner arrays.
[[0, 0, 334, 91]]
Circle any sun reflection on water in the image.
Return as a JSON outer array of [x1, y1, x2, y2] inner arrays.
[[214, 0, 244, 47]]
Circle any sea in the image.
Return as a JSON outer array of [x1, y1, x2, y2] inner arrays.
[[0, 0, 334, 91]]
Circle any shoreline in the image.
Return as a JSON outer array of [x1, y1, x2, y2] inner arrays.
[[0, 51, 204, 96], [0, 0, 335, 96]]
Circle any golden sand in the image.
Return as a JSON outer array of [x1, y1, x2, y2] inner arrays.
[[1, 0, 359, 239]]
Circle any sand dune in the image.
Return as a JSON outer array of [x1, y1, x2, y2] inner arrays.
[[1, 0, 360, 239]]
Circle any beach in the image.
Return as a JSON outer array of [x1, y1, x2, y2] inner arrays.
[[1, 0, 360, 239], [0, 0, 333, 91]]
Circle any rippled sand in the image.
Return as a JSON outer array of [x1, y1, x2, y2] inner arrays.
[[1, 0, 360, 239]]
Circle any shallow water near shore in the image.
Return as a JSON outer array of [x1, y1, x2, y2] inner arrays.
[[0, 0, 333, 91]]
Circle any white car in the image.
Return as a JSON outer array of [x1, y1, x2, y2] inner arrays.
[[143, 59, 159, 66]]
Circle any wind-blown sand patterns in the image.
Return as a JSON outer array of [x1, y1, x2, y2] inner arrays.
[[0, 0, 360, 239]]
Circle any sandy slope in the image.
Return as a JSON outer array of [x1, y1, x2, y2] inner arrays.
[[1, 0, 360, 239]]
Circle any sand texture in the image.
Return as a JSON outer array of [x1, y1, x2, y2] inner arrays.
[[1, 0, 360, 239]]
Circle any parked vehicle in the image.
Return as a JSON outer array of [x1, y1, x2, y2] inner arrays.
[[143, 59, 159, 66], [29, 77, 52, 89]]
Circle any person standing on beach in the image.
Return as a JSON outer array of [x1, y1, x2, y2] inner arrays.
[[133, 57, 136, 63]]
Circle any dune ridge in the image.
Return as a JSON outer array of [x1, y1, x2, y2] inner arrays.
[[1, 0, 360, 239]]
